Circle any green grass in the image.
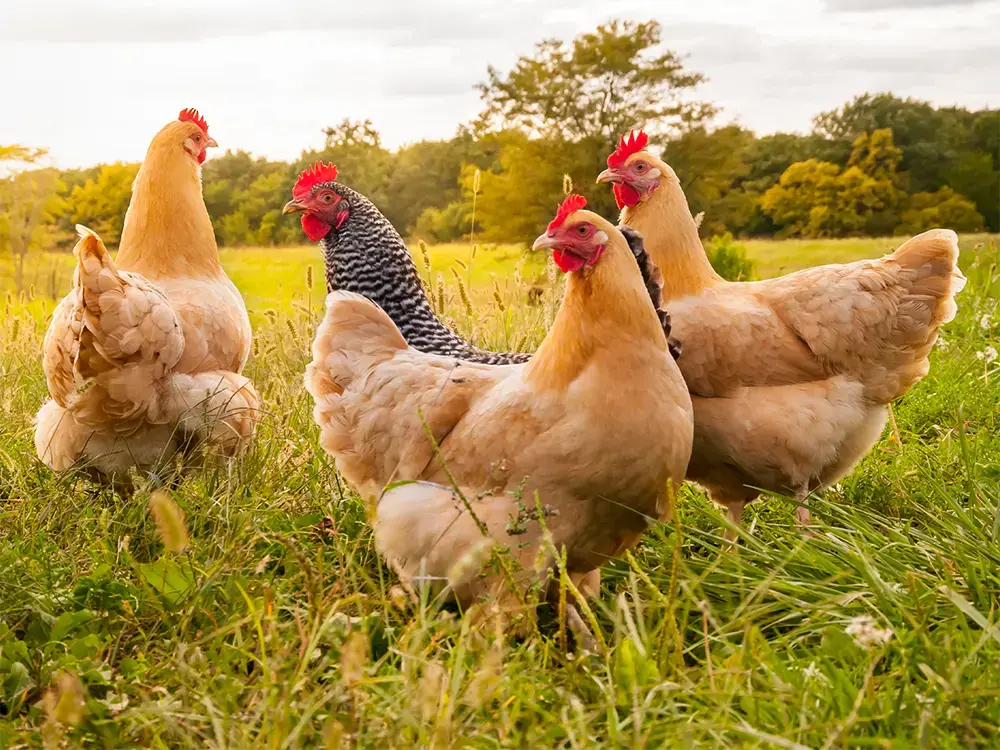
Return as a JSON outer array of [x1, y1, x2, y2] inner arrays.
[[1, 239, 999, 748]]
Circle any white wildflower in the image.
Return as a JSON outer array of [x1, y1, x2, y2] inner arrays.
[[915, 692, 935, 706], [801, 661, 828, 685], [980, 313, 993, 330], [936, 337, 949, 351], [845, 615, 893, 649], [977, 346, 998, 363]]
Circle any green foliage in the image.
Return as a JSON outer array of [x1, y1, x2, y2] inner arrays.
[[66, 163, 140, 245], [704, 232, 755, 280], [413, 202, 471, 243], [898, 187, 986, 235], [476, 19, 714, 141]]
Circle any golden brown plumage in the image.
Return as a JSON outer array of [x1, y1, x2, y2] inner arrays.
[[306, 204, 693, 621], [600, 146, 965, 534], [34, 112, 258, 480]]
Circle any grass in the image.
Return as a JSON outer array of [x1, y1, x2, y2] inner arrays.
[[1, 238, 999, 748]]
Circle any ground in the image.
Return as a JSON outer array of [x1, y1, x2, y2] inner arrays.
[[0, 236, 998, 748]]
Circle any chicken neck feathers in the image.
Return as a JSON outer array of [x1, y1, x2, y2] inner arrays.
[[319, 185, 530, 366]]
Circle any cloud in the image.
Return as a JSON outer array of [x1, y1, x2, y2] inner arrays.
[[0, 0, 583, 44], [825, 0, 988, 11]]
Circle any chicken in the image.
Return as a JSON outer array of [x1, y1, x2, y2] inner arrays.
[[305, 194, 692, 629], [282, 162, 529, 365], [35, 110, 258, 481], [597, 130, 966, 536]]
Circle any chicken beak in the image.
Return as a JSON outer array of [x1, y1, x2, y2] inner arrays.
[[206, 136, 219, 148], [282, 199, 307, 216], [532, 233, 559, 252], [596, 168, 623, 185]]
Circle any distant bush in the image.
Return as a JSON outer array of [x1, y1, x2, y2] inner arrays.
[[705, 232, 755, 281], [897, 187, 986, 235], [413, 202, 472, 243]]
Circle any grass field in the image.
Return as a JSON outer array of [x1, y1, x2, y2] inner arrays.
[[1, 235, 999, 748]]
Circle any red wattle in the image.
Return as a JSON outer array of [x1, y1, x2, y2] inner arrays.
[[198, 149, 207, 165], [302, 214, 332, 241], [613, 183, 642, 209], [552, 249, 586, 274]]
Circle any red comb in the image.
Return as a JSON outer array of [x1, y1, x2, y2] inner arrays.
[[293, 162, 340, 200], [547, 194, 587, 233], [607, 129, 648, 169], [178, 108, 209, 134]]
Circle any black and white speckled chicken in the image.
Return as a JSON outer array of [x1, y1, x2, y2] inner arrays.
[[282, 163, 528, 365], [282, 162, 680, 363]]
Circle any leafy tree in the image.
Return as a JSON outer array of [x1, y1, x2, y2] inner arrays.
[[945, 150, 999, 232], [666, 126, 751, 207], [897, 187, 985, 235], [473, 132, 606, 243], [477, 19, 714, 145], [65, 162, 140, 245], [388, 138, 468, 234], [0, 155, 65, 292], [813, 93, 972, 190]]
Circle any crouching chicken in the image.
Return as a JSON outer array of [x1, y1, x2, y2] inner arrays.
[[35, 109, 258, 481], [35, 228, 258, 480], [306, 195, 693, 631]]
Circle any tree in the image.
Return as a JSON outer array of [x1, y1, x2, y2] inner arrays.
[[667, 126, 752, 201], [897, 187, 985, 235], [0, 164, 65, 292], [472, 132, 607, 243], [65, 162, 140, 245], [477, 19, 714, 145], [812, 93, 995, 196]]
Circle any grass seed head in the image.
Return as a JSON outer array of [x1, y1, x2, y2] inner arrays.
[[149, 489, 189, 553]]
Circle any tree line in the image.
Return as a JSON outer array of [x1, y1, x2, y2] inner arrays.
[[2, 19, 997, 287]]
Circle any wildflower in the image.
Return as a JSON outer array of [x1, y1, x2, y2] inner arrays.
[[801, 661, 828, 685], [980, 313, 992, 330], [935, 336, 949, 350], [976, 346, 998, 363], [845, 615, 893, 649]]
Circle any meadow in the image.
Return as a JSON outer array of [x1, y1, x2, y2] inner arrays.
[[1, 234, 999, 748]]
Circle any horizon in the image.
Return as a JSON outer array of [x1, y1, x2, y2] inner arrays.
[[2, 0, 998, 169]]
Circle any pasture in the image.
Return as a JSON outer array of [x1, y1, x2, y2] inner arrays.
[[1, 234, 999, 748]]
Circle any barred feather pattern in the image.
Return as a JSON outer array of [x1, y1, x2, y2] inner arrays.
[[620, 226, 682, 360], [319, 184, 530, 366]]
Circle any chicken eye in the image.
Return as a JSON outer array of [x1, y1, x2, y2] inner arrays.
[[322, 193, 333, 203], [577, 225, 589, 235], [193, 135, 201, 143], [634, 162, 646, 172]]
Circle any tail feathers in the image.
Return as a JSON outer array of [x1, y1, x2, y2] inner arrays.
[[306, 291, 408, 400], [68, 226, 185, 424], [873, 228, 966, 401], [890, 228, 966, 328]]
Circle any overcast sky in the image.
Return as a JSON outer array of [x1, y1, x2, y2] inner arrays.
[[1, 0, 997, 168]]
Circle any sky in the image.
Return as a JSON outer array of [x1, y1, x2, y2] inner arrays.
[[1, 0, 997, 168]]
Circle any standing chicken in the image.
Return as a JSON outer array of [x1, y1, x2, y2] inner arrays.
[[305, 195, 692, 630], [597, 130, 966, 536], [35, 110, 258, 481]]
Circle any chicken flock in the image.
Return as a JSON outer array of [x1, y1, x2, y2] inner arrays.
[[34, 110, 965, 642]]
